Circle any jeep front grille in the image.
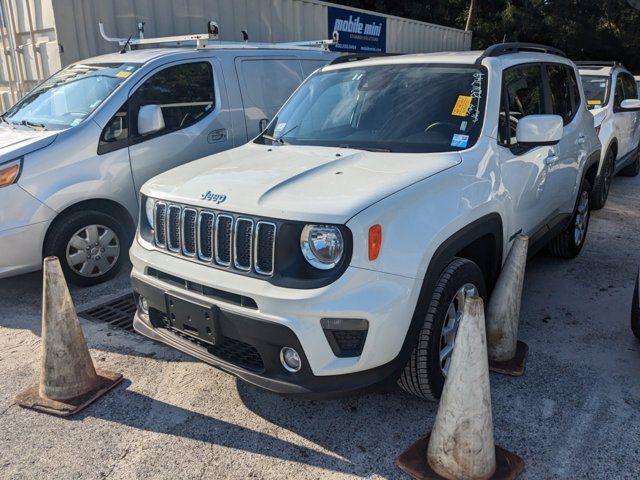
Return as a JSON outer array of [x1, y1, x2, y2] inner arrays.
[[153, 202, 276, 276]]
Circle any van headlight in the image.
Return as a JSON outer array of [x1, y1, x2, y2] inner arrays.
[[300, 224, 344, 270], [145, 197, 156, 229], [0, 158, 22, 188]]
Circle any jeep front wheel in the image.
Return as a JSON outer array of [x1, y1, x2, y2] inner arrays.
[[398, 257, 487, 400]]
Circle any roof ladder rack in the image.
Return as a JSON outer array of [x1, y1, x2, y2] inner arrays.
[[99, 22, 339, 52]]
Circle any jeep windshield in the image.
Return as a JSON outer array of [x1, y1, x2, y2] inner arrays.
[[2, 63, 140, 131], [257, 64, 487, 153], [580, 75, 610, 109]]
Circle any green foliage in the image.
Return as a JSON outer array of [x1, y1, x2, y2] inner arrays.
[[332, 0, 640, 73]]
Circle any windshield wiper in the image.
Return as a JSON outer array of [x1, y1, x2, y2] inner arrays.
[[11, 120, 46, 131], [338, 145, 391, 153], [262, 133, 287, 145]]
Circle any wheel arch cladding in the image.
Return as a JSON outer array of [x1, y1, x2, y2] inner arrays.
[[584, 149, 602, 190], [43, 199, 136, 257], [390, 213, 503, 379]]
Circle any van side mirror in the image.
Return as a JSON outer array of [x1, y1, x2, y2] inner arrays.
[[259, 118, 270, 132], [620, 99, 640, 111], [138, 104, 165, 136], [515, 114, 563, 147]]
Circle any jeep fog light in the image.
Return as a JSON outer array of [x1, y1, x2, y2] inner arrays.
[[300, 224, 344, 269], [280, 347, 302, 372], [138, 295, 149, 314]]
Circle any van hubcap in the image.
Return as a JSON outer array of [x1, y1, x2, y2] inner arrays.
[[574, 191, 589, 246], [440, 283, 477, 376], [66, 224, 120, 277]]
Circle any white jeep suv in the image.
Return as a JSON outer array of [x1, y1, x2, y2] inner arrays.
[[130, 43, 601, 399], [578, 62, 640, 209]]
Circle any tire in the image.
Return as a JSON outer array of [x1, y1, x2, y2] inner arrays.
[[44, 210, 130, 286], [632, 271, 640, 339], [548, 179, 591, 259], [619, 148, 640, 177], [591, 149, 614, 210], [398, 257, 487, 400]]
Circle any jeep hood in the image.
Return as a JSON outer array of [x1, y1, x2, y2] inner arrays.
[[0, 124, 58, 164], [142, 143, 461, 223]]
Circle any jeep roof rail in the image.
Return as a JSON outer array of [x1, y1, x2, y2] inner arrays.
[[476, 42, 566, 64], [329, 52, 398, 65], [99, 21, 339, 51], [575, 61, 623, 68]]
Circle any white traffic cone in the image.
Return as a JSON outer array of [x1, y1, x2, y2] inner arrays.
[[397, 296, 524, 480], [486, 235, 529, 376], [15, 257, 122, 416]]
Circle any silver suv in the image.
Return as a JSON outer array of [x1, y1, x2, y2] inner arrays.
[[0, 37, 336, 285]]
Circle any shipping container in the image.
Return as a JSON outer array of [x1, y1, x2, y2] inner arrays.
[[0, 0, 471, 112]]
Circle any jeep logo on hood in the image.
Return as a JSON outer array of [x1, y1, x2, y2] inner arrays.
[[200, 190, 227, 204]]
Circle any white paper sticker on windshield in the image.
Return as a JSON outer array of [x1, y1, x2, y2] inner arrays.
[[274, 122, 286, 133], [460, 120, 468, 131]]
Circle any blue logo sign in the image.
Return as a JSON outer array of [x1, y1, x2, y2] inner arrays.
[[328, 6, 386, 53]]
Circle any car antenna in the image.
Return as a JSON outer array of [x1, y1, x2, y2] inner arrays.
[[120, 35, 133, 54]]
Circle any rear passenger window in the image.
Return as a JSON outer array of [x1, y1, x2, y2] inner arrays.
[[546, 64, 574, 124], [130, 62, 214, 140], [498, 65, 546, 147]]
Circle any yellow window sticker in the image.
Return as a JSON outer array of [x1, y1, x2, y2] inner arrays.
[[452, 95, 473, 117], [116, 71, 132, 78], [587, 99, 601, 105]]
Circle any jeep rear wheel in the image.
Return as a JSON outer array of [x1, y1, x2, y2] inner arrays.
[[398, 257, 487, 400], [591, 149, 614, 210], [548, 179, 591, 259]]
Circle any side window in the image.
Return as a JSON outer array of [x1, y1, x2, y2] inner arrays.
[[566, 67, 581, 114], [622, 74, 637, 101], [614, 75, 625, 108], [237, 58, 304, 137], [546, 64, 573, 124], [98, 103, 129, 155], [498, 64, 546, 147], [130, 62, 214, 141]]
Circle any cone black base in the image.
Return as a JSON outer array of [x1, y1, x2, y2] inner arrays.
[[15, 370, 122, 417], [397, 433, 525, 480], [489, 341, 528, 377]]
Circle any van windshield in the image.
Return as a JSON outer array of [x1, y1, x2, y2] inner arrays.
[[257, 64, 487, 153], [580, 75, 610, 109], [2, 63, 140, 131]]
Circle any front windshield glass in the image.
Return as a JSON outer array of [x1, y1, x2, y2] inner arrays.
[[580, 75, 610, 109], [2, 63, 140, 131], [256, 64, 487, 153]]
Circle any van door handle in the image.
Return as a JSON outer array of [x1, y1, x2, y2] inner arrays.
[[577, 134, 586, 145], [207, 128, 227, 143], [544, 153, 559, 166]]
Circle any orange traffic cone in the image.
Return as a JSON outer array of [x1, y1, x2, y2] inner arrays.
[[15, 257, 122, 416]]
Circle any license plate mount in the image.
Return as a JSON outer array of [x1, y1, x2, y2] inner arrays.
[[165, 294, 221, 346]]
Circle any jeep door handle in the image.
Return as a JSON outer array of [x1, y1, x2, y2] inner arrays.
[[544, 153, 559, 166], [577, 134, 586, 145]]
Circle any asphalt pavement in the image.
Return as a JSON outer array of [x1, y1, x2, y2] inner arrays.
[[1, 174, 640, 479]]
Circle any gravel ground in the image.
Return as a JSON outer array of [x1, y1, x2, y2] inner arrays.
[[1, 175, 640, 479]]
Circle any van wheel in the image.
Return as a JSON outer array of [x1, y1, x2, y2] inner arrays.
[[44, 210, 129, 286], [398, 257, 487, 400], [548, 179, 591, 259], [619, 149, 640, 177], [591, 149, 614, 210]]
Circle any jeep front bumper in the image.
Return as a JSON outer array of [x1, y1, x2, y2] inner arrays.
[[130, 241, 420, 396]]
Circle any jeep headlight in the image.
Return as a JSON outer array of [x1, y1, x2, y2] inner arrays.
[[300, 224, 344, 270], [145, 197, 156, 229]]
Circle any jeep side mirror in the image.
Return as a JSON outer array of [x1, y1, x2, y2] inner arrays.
[[620, 99, 640, 111], [138, 104, 165, 136], [515, 114, 563, 147]]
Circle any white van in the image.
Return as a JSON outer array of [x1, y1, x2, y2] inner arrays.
[[0, 33, 337, 285]]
